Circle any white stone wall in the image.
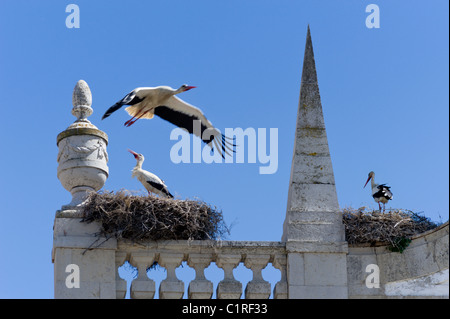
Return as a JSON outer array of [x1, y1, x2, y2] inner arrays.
[[347, 222, 449, 299]]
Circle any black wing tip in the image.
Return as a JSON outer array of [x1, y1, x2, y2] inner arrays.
[[222, 134, 237, 148]]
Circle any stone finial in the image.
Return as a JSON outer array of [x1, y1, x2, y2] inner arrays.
[[57, 80, 108, 208], [70, 80, 94, 127], [73, 79, 92, 107]]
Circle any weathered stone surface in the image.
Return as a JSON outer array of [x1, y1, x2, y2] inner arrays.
[[158, 253, 185, 299], [287, 253, 305, 286], [188, 280, 213, 299], [272, 254, 288, 299], [57, 80, 108, 207], [281, 26, 348, 299], [289, 285, 348, 299], [282, 26, 342, 242], [434, 233, 449, 270], [216, 254, 243, 299], [303, 253, 348, 286], [53, 247, 116, 299], [131, 280, 155, 299], [384, 269, 449, 298], [72, 79, 92, 107], [187, 253, 214, 299], [347, 223, 449, 298], [216, 280, 242, 299], [159, 280, 184, 299], [245, 281, 271, 299], [284, 211, 344, 242], [273, 281, 288, 299]]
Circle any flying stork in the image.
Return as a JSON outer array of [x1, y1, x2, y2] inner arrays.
[[364, 171, 393, 212], [102, 84, 235, 158], [128, 149, 173, 198]]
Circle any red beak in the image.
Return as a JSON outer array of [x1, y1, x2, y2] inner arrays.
[[364, 176, 371, 188], [128, 149, 139, 159], [185, 86, 196, 91]]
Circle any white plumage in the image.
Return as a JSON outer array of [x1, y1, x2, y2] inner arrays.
[[102, 84, 235, 158], [128, 149, 173, 198], [364, 171, 393, 212]]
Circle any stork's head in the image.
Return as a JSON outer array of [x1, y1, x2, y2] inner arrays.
[[179, 84, 196, 92], [128, 149, 144, 163], [364, 171, 375, 188]]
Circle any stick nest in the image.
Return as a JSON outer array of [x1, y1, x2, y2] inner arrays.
[[81, 191, 230, 242], [343, 207, 440, 252]]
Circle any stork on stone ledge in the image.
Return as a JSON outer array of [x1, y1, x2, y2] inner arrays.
[[128, 149, 173, 198], [364, 171, 393, 212], [102, 84, 235, 159]]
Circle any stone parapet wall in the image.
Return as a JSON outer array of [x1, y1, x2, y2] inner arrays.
[[347, 222, 449, 298]]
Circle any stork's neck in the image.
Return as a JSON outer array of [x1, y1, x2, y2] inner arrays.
[[134, 159, 144, 169], [371, 175, 377, 189], [173, 87, 187, 95]]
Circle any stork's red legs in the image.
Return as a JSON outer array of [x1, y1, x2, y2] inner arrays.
[[124, 110, 150, 127], [124, 117, 135, 127], [124, 110, 142, 126]]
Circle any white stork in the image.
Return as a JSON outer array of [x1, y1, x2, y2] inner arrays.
[[102, 84, 235, 158], [128, 149, 173, 198], [364, 171, 393, 212]]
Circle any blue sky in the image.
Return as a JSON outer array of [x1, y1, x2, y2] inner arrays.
[[0, 1, 448, 298]]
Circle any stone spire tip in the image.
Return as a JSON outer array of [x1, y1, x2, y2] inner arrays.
[[301, 25, 317, 85]]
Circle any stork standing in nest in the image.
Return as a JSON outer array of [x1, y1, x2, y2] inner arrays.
[[364, 171, 393, 212], [128, 149, 173, 198]]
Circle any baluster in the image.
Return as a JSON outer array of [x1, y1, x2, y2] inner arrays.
[[158, 253, 185, 299], [187, 253, 214, 299], [244, 254, 271, 299], [115, 251, 128, 299], [129, 252, 156, 299], [272, 254, 288, 299], [216, 254, 242, 299]]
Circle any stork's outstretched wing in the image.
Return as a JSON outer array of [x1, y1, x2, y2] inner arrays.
[[155, 96, 235, 158], [102, 89, 144, 120]]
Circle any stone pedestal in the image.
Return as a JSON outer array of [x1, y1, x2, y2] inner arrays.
[[53, 80, 114, 299], [53, 210, 117, 299], [56, 80, 108, 208]]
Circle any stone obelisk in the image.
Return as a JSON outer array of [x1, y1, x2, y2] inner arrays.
[[282, 26, 348, 298]]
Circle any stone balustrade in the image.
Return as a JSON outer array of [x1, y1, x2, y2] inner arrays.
[[115, 240, 287, 299]]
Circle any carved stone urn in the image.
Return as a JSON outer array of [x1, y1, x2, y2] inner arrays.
[[57, 80, 109, 207]]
